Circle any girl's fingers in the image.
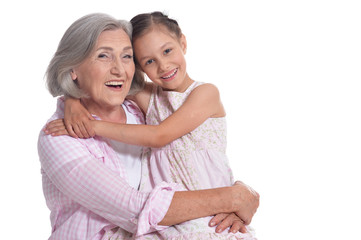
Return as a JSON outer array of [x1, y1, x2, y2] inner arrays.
[[77, 122, 89, 138], [83, 121, 95, 137], [51, 129, 70, 136], [45, 121, 66, 134], [86, 112, 95, 121], [45, 119, 64, 132], [73, 124, 84, 138], [64, 121, 79, 138]]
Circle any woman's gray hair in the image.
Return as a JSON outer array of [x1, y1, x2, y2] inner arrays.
[[46, 13, 144, 98]]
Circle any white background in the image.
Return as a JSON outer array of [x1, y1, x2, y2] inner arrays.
[[0, 0, 360, 239]]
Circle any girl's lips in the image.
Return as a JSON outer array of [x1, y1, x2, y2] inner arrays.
[[161, 68, 178, 82]]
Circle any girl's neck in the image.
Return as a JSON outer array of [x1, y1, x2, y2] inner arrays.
[[80, 99, 126, 123]]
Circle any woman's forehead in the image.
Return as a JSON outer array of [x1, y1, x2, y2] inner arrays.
[[96, 29, 132, 49]]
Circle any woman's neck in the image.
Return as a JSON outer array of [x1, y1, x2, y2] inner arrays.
[[80, 99, 126, 123]]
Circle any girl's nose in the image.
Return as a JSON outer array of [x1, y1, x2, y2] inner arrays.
[[158, 59, 169, 72]]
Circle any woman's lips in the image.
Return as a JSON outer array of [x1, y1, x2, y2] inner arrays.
[[105, 80, 124, 89]]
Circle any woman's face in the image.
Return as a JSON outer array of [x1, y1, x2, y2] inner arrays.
[[133, 26, 190, 92], [71, 29, 135, 110]]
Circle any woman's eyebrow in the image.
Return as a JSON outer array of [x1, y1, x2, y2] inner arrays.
[[96, 46, 133, 51]]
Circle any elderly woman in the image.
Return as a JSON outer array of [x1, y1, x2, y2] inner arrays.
[[38, 13, 259, 239]]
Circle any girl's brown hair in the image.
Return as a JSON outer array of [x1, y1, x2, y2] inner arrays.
[[130, 11, 182, 42]]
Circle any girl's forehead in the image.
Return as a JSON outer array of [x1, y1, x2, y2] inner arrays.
[[137, 25, 179, 41]]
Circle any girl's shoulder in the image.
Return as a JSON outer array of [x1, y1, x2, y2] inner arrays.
[[190, 82, 221, 98], [188, 82, 225, 118]]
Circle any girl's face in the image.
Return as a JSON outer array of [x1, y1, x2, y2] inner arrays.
[[71, 29, 135, 111], [133, 26, 192, 92]]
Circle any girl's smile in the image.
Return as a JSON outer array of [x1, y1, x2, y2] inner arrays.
[[160, 68, 178, 81]]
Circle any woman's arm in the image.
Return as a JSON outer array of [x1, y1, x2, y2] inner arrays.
[[39, 129, 170, 234], [39, 128, 258, 235], [93, 83, 225, 147], [160, 181, 259, 226]]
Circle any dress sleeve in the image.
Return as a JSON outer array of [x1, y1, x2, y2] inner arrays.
[[38, 130, 176, 235]]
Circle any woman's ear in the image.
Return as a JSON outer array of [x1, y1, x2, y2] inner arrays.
[[70, 69, 77, 81], [180, 34, 187, 54]]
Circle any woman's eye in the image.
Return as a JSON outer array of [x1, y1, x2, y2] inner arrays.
[[98, 53, 109, 59], [164, 48, 172, 55], [123, 54, 133, 59]]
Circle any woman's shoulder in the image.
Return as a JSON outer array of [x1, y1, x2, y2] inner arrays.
[[123, 99, 145, 124]]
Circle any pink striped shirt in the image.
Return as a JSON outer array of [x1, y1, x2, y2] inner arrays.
[[38, 98, 176, 239]]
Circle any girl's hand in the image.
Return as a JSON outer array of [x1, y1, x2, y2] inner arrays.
[[64, 97, 95, 138], [209, 213, 247, 234], [44, 119, 70, 137]]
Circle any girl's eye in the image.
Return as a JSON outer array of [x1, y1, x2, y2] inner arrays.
[[164, 48, 172, 55], [145, 59, 154, 65]]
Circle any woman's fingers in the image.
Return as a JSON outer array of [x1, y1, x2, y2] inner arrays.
[[229, 219, 247, 234], [216, 213, 244, 233], [210, 213, 247, 234], [209, 213, 227, 227]]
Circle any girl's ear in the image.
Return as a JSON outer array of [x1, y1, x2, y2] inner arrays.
[[70, 69, 77, 81], [180, 34, 187, 54]]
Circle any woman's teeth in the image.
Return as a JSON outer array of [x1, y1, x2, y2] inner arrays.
[[105, 81, 123, 88], [161, 69, 177, 79]]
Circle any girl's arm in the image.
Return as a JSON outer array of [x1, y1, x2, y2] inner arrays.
[[62, 97, 95, 138], [93, 83, 225, 147], [127, 82, 153, 115], [47, 83, 153, 138]]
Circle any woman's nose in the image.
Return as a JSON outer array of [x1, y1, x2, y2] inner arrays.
[[110, 58, 125, 76]]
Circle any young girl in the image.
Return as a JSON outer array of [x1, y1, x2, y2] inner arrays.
[[47, 12, 256, 239]]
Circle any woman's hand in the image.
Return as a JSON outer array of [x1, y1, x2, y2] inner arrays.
[[64, 97, 95, 138], [231, 181, 260, 225], [209, 213, 247, 234]]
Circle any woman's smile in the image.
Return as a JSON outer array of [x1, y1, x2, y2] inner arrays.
[[104, 80, 125, 90]]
